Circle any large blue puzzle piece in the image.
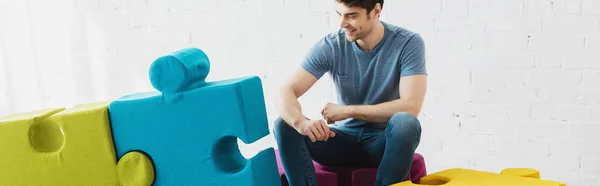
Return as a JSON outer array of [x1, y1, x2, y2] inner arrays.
[[108, 48, 281, 185]]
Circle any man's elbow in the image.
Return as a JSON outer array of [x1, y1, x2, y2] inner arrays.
[[404, 100, 423, 118], [279, 83, 293, 94], [408, 110, 420, 118]]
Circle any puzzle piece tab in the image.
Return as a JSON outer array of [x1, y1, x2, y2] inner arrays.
[[391, 168, 565, 186], [108, 48, 281, 185], [0, 102, 154, 185]]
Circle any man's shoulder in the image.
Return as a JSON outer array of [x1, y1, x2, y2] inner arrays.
[[319, 29, 346, 45], [382, 21, 423, 44]]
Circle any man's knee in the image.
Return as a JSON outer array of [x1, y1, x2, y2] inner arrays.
[[273, 117, 297, 138], [387, 112, 422, 141]]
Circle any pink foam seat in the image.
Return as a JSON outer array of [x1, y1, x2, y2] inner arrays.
[[275, 150, 427, 186]]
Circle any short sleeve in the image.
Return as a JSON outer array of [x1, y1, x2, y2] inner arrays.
[[300, 37, 333, 79], [399, 33, 427, 77]]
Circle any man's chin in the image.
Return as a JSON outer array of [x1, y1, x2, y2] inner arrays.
[[346, 36, 357, 42]]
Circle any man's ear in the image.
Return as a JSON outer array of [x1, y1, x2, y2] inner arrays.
[[373, 3, 382, 18]]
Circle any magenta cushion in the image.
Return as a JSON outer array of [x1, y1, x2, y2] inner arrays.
[[276, 150, 338, 186], [275, 150, 427, 186]]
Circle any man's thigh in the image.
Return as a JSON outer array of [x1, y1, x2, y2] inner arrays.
[[304, 125, 369, 167]]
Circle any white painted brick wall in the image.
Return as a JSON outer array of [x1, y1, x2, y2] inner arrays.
[[584, 0, 600, 16], [553, 0, 583, 15], [586, 35, 600, 51], [0, 43, 8, 116], [1, 0, 599, 185]]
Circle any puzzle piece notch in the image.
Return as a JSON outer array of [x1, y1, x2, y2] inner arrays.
[[1, 107, 67, 155], [390, 168, 565, 186], [109, 47, 281, 185], [213, 136, 248, 173], [29, 117, 64, 152], [149, 47, 210, 94], [0, 102, 155, 186], [7, 107, 67, 153]]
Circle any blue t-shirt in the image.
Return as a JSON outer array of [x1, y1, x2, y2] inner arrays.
[[301, 21, 427, 128]]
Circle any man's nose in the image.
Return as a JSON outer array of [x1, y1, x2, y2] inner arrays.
[[340, 18, 349, 28]]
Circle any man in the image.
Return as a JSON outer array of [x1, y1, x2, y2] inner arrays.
[[273, 0, 427, 185]]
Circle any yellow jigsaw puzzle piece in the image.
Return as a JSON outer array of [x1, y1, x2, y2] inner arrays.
[[391, 168, 565, 186], [0, 101, 154, 186]]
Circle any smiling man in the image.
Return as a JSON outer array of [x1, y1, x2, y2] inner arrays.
[[273, 0, 427, 185]]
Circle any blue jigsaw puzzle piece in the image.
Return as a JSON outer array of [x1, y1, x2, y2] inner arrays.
[[108, 48, 281, 185]]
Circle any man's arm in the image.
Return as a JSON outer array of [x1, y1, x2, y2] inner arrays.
[[275, 68, 318, 128], [278, 36, 335, 141], [276, 68, 335, 142], [349, 74, 427, 123]]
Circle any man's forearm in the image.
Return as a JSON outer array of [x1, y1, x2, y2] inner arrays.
[[349, 99, 420, 124], [275, 87, 307, 129]]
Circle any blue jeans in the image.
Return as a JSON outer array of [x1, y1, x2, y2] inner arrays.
[[273, 112, 422, 186]]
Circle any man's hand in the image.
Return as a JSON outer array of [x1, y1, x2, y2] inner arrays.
[[321, 102, 353, 124], [294, 119, 336, 142]]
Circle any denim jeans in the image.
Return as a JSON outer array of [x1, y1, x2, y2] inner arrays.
[[273, 112, 422, 186]]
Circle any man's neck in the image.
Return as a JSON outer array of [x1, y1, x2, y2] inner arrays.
[[356, 21, 385, 52]]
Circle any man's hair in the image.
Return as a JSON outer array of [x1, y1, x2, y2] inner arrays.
[[336, 0, 384, 14]]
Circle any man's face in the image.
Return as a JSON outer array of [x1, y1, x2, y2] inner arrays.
[[335, 3, 377, 42]]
